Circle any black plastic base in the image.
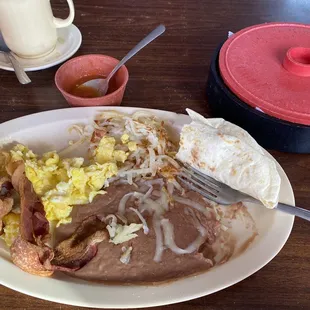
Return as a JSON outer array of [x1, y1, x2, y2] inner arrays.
[[206, 44, 310, 153]]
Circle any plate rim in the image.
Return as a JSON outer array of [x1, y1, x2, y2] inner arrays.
[[0, 107, 295, 308], [0, 24, 82, 72]]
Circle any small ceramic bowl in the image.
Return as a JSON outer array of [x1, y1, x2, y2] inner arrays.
[[55, 54, 129, 107]]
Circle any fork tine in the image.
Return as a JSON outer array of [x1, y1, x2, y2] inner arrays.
[[183, 163, 221, 188], [181, 166, 220, 190], [178, 171, 219, 196], [177, 176, 218, 202]]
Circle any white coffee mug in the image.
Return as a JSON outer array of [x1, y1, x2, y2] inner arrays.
[[0, 0, 75, 58]]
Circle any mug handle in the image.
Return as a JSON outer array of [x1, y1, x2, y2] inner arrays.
[[53, 0, 75, 28]]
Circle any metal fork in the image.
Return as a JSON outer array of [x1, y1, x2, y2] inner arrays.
[[177, 163, 310, 221]]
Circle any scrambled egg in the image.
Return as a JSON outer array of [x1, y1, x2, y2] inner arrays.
[[95, 137, 128, 164], [121, 134, 130, 144], [10, 144, 118, 226], [10, 144, 36, 162], [127, 142, 137, 152], [2, 212, 20, 247], [121, 134, 137, 152]]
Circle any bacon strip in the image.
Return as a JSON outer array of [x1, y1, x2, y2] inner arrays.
[[11, 216, 107, 277], [11, 236, 54, 277], [11, 169, 107, 277], [19, 175, 49, 243], [52, 216, 107, 270], [11, 163, 25, 192]]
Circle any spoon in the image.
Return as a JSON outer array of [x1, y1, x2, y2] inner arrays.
[[81, 24, 166, 96], [0, 37, 31, 84]]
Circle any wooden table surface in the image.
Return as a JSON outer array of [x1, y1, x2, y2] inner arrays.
[[1, 0, 310, 309]]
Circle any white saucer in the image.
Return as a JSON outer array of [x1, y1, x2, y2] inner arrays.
[[0, 24, 82, 72]]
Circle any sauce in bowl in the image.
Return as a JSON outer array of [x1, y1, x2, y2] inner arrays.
[[70, 75, 119, 98], [55, 54, 129, 106]]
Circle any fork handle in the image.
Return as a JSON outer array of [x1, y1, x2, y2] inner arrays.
[[277, 203, 310, 221]]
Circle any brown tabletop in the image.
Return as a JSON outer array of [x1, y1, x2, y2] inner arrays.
[[0, 0, 310, 309]]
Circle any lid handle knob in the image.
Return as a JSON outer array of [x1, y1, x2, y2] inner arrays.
[[283, 47, 310, 77]]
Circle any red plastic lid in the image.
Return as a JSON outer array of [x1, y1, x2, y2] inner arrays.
[[219, 23, 310, 125]]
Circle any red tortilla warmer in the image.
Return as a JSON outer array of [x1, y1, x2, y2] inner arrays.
[[206, 22, 310, 153]]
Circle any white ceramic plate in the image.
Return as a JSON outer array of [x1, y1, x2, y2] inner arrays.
[[0, 24, 82, 72], [0, 107, 294, 308]]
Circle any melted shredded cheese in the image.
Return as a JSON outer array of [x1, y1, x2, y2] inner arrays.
[[120, 246, 133, 264]]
